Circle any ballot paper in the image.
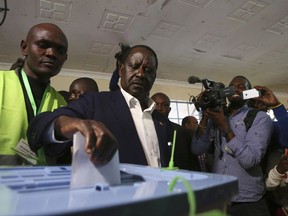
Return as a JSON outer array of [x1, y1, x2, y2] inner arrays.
[[70, 132, 121, 189]]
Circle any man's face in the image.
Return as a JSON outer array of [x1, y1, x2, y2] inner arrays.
[[152, 95, 171, 117], [119, 47, 157, 100], [228, 77, 250, 103], [69, 82, 86, 102], [185, 117, 198, 132], [22, 24, 68, 82]]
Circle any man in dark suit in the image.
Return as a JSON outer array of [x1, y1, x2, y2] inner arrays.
[[151, 92, 201, 171], [27, 45, 172, 167]]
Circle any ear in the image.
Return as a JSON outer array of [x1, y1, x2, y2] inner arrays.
[[168, 107, 171, 114], [118, 63, 124, 77], [20, 40, 28, 57]]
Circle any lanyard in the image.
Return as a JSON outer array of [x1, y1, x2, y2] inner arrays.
[[21, 69, 48, 116]]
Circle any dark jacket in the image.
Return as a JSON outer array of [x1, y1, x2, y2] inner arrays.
[[169, 122, 201, 171], [27, 89, 172, 167]]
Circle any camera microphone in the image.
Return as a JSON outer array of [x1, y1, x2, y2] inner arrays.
[[188, 76, 202, 84]]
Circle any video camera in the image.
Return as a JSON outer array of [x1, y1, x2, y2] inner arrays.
[[189, 77, 235, 112]]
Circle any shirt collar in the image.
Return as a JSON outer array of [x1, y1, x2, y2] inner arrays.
[[231, 104, 249, 117], [120, 88, 155, 112]]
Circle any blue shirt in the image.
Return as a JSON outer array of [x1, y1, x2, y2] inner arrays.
[[192, 105, 273, 202]]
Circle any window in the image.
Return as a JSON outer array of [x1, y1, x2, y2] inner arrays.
[[169, 100, 200, 125]]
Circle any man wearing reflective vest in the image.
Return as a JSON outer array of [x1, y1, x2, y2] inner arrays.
[[0, 23, 68, 165]]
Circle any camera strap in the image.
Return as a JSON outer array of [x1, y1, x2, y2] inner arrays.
[[213, 127, 223, 160], [244, 109, 259, 132]]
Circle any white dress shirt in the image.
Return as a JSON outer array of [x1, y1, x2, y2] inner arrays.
[[121, 88, 161, 167]]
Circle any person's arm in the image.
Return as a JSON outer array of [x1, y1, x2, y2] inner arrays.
[[27, 111, 65, 153], [191, 112, 213, 156], [225, 111, 273, 169], [266, 154, 288, 189], [54, 116, 117, 165], [254, 85, 280, 107], [254, 86, 288, 147], [273, 105, 288, 147], [28, 94, 118, 165], [205, 107, 235, 142], [195, 112, 209, 138]]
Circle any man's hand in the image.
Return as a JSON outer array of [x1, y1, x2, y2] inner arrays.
[[276, 154, 288, 174], [205, 107, 229, 131], [206, 107, 234, 140], [254, 86, 280, 107], [55, 115, 118, 165]]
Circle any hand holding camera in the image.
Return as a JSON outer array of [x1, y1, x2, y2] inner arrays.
[[253, 86, 281, 108], [189, 76, 277, 112]]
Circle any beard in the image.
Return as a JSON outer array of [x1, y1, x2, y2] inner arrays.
[[228, 98, 246, 111]]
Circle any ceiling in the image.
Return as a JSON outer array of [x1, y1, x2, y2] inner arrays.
[[1, 0, 288, 94]]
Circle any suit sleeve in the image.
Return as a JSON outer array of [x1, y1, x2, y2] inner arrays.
[[273, 105, 288, 147], [27, 93, 96, 155], [27, 111, 70, 155]]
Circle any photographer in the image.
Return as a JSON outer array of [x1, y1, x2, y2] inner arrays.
[[192, 76, 273, 216]]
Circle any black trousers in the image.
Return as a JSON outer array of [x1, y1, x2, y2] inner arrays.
[[227, 197, 271, 216]]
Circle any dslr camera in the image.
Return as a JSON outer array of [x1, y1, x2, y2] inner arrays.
[[192, 79, 235, 111]]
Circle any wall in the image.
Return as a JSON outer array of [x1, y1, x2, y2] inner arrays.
[[52, 68, 288, 107], [0, 62, 287, 106], [52, 68, 203, 102]]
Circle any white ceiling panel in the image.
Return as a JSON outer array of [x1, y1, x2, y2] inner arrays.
[[0, 0, 288, 93]]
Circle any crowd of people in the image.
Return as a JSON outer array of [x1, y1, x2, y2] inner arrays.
[[0, 22, 287, 216]]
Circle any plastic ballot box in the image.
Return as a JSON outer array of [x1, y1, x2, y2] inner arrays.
[[0, 164, 238, 216]]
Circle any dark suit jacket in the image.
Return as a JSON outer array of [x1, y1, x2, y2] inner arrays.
[[27, 90, 172, 167], [169, 122, 201, 171]]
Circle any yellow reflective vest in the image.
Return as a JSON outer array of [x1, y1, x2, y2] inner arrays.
[[0, 70, 67, 164]]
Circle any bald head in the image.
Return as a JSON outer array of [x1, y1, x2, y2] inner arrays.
[[21, 23, 68, 83], [26, 23, 68, 44]]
